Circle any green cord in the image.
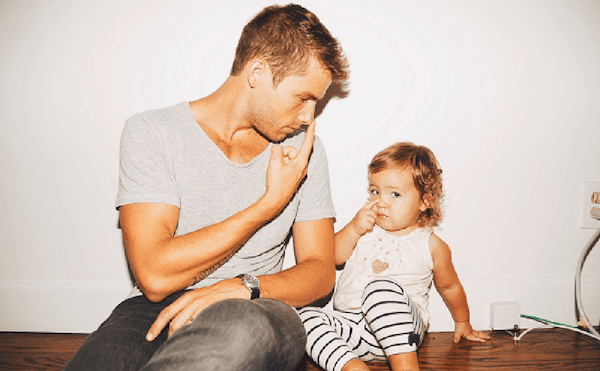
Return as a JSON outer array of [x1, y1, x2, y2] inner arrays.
[[521, 314, 578, 329]]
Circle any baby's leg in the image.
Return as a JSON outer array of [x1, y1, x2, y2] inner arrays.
[[298, 307, 360, 371], [361, 279, 426, 363], [388, 352, 420, 371], [341, 358, 371, 371]]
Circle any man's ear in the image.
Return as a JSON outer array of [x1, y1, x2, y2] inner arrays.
[[247, 59, 269, 88]]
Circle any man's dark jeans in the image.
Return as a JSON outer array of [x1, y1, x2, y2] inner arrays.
[[63, 291, 307, 371]]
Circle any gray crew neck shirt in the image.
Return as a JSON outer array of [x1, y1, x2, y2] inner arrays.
[[116, 102, 336, 297]]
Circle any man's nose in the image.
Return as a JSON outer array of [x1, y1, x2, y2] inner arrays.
[[298, 101, 316, 124]]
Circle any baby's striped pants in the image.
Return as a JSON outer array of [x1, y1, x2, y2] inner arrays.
[[298, 278, 426, 371]]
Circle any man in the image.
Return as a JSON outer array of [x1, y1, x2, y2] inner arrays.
[[64, 4, 349, 371]]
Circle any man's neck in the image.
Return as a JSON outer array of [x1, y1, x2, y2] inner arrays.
[[189, 77, 269, 164]]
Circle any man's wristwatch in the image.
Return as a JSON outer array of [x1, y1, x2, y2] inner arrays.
[[238, 274, 260, 299]]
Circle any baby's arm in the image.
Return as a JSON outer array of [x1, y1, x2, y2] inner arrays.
[[430, 234, 490, 343], [334, 199, 378, 265]]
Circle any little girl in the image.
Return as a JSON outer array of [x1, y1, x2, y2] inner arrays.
[[299, 142, 489, 371]]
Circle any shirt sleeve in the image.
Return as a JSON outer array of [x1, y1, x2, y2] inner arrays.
[[115, 114, 180, 209], [294, 136, 336, 222]]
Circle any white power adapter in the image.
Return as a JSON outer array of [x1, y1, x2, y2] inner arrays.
[[490, 301, 521, 330]]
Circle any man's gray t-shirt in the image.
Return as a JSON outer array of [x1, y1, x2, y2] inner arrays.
[[116, 102, 336, 297]]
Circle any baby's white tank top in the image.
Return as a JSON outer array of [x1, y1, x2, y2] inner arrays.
[[333, 226, 434, 326]]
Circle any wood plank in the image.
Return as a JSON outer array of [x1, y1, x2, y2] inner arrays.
[[0, 333, 87, 371], [1, 329, 599, 371], [301, 330, 600, 370]]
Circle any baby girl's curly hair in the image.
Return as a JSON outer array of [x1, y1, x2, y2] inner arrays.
[[368, 142, 444, 227]]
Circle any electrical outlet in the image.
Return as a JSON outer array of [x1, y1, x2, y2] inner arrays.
[[490, 301, 520, 330], [580, 181, 600, 229]]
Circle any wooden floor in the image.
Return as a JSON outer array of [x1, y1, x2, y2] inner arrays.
[[1, 329, 599, 370]]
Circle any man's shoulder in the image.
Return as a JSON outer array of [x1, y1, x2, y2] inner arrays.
[[122, 102, 193, 139], [128, 102, 188, 125]]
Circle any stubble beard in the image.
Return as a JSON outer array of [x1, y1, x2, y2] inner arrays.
[[247, 112, 288, 143]]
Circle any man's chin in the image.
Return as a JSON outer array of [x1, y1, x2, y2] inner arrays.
[[270, 134, 288, 143], [271, 130, 298, 143], [254, 128, 285, 144]]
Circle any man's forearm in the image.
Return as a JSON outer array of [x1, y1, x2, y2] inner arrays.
[[124, 198, 281, 302], [257, 257, 336, 308], [253, 218, 336, 308]]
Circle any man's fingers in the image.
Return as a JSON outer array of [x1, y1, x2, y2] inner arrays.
[[147, 313, 169, 341], [172, 305, 204, 338], [282, 146, 299, 163], [297, 121, 316, 160], [146, 308, 172, 341], [271, 143, 283, 160], [168, 306, 197, 338], [168, 314, 193, 339], [146, 295, 191, 341]]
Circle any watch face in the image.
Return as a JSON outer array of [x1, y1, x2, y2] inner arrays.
[[241, 274, 260, 299], [245, 274, 260, 288]]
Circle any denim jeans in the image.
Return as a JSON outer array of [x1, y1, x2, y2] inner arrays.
[[63, 292, 307, 371]]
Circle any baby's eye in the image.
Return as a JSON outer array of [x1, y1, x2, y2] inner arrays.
[[369, 189, 379, 196], [391, 192, 401, 198]]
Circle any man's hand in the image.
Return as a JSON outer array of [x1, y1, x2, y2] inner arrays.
[[349, 199, 378, 237], [263, 122, 316, 214], [453, 321, 491, 343], [146, 279, 248, 341]]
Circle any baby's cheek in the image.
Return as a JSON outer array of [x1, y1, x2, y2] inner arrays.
[[374, 216, 387, 229]]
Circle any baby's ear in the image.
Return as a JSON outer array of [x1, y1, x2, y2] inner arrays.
[[420, 194, 431, 212]]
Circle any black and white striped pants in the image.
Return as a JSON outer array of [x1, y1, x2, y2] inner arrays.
[[298, 278, 426, 371]]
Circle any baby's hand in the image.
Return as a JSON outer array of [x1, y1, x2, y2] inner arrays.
[[349, 199, 378, 236], [453, 321, 491, 343]]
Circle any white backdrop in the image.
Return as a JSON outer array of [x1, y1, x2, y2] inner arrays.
[[1, 0, 599, 333]]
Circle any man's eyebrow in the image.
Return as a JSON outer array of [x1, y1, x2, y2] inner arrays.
[[299, 92, 320, 101]]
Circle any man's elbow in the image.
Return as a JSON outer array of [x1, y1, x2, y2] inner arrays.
[[142, 289, 167, 303], [315, 263, 336, 299], [326, 269, 336, 291], [136, 274, 172, 303]]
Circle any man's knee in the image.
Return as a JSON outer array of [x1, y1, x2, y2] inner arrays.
[[208, 299, 280, 348], [193, 298, 305, 370]]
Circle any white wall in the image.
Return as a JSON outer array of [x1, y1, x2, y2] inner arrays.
[[1, 0, 599, 333]]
